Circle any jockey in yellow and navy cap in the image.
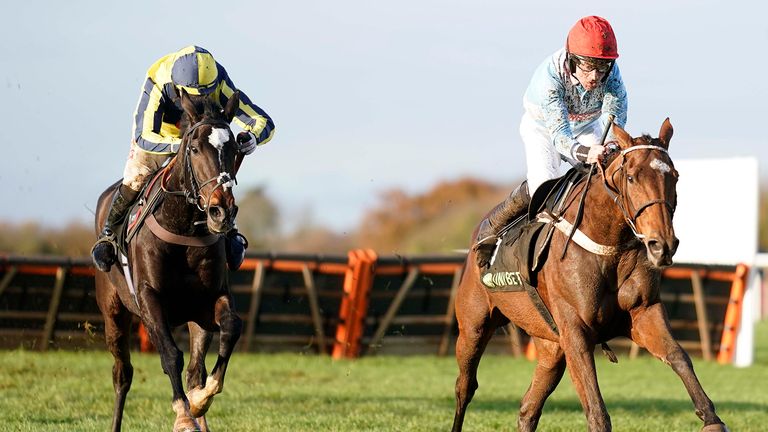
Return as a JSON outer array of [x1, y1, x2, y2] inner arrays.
[[132, 45, 274, 154], [170, 46, 220, 95], [91, 45, 274, 273]]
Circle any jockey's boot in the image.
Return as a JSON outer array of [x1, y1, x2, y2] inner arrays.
[[225, 228, 249, 271], [91, 185, 138, 272], [472, 181, 530, 269]]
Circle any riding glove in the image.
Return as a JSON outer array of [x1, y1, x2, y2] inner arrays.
[[236, 131, 257, 155]]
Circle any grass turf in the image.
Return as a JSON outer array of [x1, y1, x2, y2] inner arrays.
[[1, 319, 767, 431]]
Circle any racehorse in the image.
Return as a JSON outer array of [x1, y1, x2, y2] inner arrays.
[[451, 119, 728, 432], [95, 89, 243, 432]]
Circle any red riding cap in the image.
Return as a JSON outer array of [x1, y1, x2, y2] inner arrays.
[[566, 16, 619, 59]]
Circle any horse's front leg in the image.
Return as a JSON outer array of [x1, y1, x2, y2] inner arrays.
[[187, 295, 242, 419], [186, 322, 214, 431], [630, 302, 727, 432], [139, 286, 199, 432], [558, 318, 611, 431]]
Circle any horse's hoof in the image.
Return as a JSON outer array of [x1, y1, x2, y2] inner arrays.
[[187, 386, 215, 418], [173, 417, 201, 432], [196, 415, 210, 432], [173, 427, 200, 432], [701, 424, 729, 432]]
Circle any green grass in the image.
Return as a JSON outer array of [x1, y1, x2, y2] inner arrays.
[[2, 320, 768, 431]]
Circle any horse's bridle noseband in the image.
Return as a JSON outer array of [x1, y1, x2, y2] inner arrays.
[[178, 119, 237, 212], [600, 145, 676, 240]]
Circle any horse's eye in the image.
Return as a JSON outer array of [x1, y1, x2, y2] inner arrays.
[[627, 175, 634, 183], [190, 146, 199, 154]]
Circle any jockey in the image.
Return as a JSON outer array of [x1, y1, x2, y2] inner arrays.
[[474, 16, 627, 268], [91, 45, 275, 273]]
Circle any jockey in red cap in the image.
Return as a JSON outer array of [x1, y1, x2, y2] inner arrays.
[[473, 16, 627, 269]]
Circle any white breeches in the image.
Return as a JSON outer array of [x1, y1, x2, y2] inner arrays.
[[121, 142, 172, 192], [520, 113, 604, 195]]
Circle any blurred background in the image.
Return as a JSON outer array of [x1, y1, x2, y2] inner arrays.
[[1, 0, 766, 256]]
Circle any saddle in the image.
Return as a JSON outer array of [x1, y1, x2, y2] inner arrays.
[[480, 167, 589, 335]]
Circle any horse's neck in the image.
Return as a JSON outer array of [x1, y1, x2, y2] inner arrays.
[[157, 166, 207, 236], [569, 177, 634, 247]]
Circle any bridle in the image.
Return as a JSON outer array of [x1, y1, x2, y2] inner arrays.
[[599, 144, 676, 240], [163, 118, 236, 212]]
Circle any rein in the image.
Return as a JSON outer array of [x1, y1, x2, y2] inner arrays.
[[560, 115, 613, 259], [599, 145, 675, 240], [162, 118, 236, 212]]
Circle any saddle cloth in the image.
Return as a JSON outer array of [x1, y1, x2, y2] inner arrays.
[[481, 221, 549, 292], [478, 167, 589, 335], [481, 167, 588, 292]]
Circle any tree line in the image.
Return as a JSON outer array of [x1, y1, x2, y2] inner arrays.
[[0, 178, 511, 257], [3, 179, 768, 257]]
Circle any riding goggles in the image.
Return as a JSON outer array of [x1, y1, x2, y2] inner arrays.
[[572, 55, 614, 74]]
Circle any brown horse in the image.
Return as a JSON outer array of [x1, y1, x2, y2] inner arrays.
[[452, 119, 728, 432], [95, 90, 243, 432]]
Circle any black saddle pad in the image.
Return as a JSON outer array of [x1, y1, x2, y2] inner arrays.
[[480, 220, 559, 334], [481, 221, 549, 291], [481, 166, 589, 292], [477, 168, 591, 336]]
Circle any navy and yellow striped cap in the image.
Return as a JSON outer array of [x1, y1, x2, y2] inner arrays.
[[171, 46, 219, 95]]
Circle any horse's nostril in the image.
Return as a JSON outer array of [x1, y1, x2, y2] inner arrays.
[[647, 239, 663, 254], [209, 206, 222, 221]]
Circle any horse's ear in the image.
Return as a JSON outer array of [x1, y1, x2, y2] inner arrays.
[[180, 88, 201, 123], [224, 91, 240, 123], [611, 122, 633, 150], [658, 118, 673, 149]]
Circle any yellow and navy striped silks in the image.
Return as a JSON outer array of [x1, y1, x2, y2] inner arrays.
[[131, 45, 275, 154]]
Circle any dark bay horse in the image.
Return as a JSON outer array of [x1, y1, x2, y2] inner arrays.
[[95, 89, 243, 432], [452, 119, 728, 432]]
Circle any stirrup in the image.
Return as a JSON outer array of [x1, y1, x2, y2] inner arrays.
[[91, 229, 118, 272], [472, 234, 497, 251], [95, 228, 118, 248], [472, 227, 498, 267], [474, 242, 497, 270]]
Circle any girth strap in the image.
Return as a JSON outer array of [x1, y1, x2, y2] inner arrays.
[[536, 213, 620, 256], [481, 273, 559, 336], [145, 214, 221, 247], [524, 282, 559, 336]]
